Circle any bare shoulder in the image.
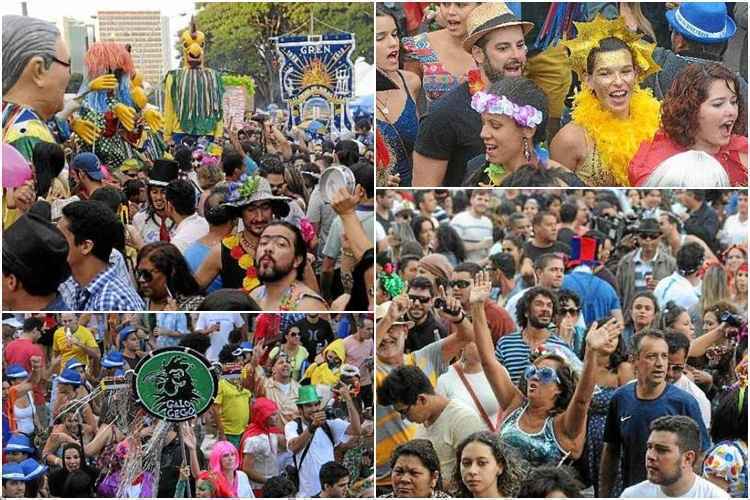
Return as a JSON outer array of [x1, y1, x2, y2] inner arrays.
[[552, 122, 586, 148], [401, 69, 422, 95]]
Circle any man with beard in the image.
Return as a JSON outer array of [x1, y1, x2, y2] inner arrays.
[[404, 276, 448, 353], [133, 159, 179, 244], [450, 190, 494, 262], [621, 416, 726, 497], [412, 3, 532, 186], [250, 221, 328, 311], [599, 330, 710, 497], [195, 176, 291, 293], [68, 153, 104, 200], [494, 287, 570, 384]]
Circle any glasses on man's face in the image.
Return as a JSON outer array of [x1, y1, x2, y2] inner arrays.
[[50, 56, 71, 73], [524, 365, 561, 385], [560, 307, 579, 317], [395, 403, 412, 419], [408, 295, 430, 305], [450, 280, 471, 289], [640, 233, 660, 241], [669, 363, 685, 375]]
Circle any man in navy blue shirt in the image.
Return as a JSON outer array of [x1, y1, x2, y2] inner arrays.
[[599, 329, 710, 497]]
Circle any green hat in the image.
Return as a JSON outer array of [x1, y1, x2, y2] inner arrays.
[[296, 385, 321, 405]]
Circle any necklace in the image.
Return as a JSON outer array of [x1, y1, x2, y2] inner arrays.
[[223, 233, 260, 293], [376, 95, 390, 118]]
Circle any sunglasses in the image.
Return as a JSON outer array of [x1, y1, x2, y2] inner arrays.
[[408, 295, 431, 304], [136, 269, 156, 282], [639, 233, 660, 240], [560, 307, 579, 316], [395, 403, 412, 419], [287, 331, 300, 337], [450, 280, 471, 289], [524, 365, 561, 385]]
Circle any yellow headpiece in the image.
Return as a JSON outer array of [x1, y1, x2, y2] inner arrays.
[[560, 14, 660, 83], [181, 17, 206, 68]]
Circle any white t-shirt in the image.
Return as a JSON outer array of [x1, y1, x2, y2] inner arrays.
[[284, 418, 350, 497], [654, 272, 701, 311], [415, 399, 485, 483], [236, 470, 255, 498], [436, 365, 502, 431], [673, 375, 712, 431], [620, 475, 729, 498], [719, 213, 749, 246], [242, 434, 280, 490], [171, 213, 209, 253], [450, 210, 493, 263], [195, 313, 245, 361]]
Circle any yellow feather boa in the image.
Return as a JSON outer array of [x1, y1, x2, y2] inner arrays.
[[571, 86, 661, 186]]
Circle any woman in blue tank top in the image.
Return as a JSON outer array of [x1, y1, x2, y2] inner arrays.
[[470, 272, 621, 468]]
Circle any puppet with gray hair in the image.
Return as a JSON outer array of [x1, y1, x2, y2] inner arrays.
[[2, 15, 104, 160]]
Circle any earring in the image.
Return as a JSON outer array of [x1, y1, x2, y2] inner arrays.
[[522, 137, 531, 162]]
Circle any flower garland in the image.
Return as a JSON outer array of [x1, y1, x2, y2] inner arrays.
[[571, 86, 660, 186], [222, 234, 260, 292], [470, 91, 543, 128]]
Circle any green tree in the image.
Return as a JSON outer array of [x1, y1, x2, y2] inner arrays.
[[183, 2, 372, 107]]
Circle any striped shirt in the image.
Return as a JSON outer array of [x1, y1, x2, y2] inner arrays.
[[495, 331, 570, 385], [450, 210, 493, 263]]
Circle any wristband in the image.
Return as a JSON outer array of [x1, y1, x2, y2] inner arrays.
[[451, 312, 466, 324]]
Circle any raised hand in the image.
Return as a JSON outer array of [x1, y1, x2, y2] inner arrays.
[[470, 270, 492, 305], [330, 187, 360, 216], [585, 318, 621, 354], [388, 293, 410, 322], [436, 285, 464, 322]]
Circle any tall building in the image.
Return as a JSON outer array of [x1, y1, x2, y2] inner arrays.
[[61, 17, 94, 76], [95, 11, 168, 86]]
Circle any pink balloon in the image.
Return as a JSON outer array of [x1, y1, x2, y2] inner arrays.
[[2, 143, 33, 188]]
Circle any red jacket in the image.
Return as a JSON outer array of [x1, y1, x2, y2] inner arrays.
[[629, 130, 748, 187]]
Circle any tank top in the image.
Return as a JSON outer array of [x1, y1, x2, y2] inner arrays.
[[498, 403, 569, 467], [377, 71, 418, 186], [14, 393, 35, 435]]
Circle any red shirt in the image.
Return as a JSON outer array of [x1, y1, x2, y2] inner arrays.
[[253, 314, 281, 365], [629, 130, 748, 187], [485, 301, 515, 344], [4, 338, 46, 404]]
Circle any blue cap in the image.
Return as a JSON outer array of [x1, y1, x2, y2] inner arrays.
[[57, 368, 82, 386], [65, 358, 85, 371], [1, 463, 27, 481], [70, 152, 103, 181], [4, 434, 34, 455], [665, 2, 736, 44], [240, 341, 253, 353], [118, 325, 137, 344], [5, 364, 29, 379], [19, 458, 47, 480], [102, 351, 125, 368], [113, 367, 125, 377]]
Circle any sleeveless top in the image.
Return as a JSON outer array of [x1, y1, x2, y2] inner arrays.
[[14, 393, 35, 435], [254, 283, 326, 311], [184, 241, 223, 293], [577, 143, 617, 187], [221, 243, 248, 290], [498, 403, 568, 467], [402, 32, 462, 103], [377, 71, 418, 186]]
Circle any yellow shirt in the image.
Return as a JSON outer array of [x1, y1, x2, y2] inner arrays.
[[215, 378, 251, 436], [52, 326, 98, 372]]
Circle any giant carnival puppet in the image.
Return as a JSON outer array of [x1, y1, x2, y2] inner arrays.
[[163, 18, 224, 144], [76, 41, 167, 170]]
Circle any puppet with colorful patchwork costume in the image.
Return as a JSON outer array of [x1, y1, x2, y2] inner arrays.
[[162, 18, 224, 143], [76, 42, 166, 169]]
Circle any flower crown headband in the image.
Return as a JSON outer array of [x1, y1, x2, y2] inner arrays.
[[471, 91, 543, 129]]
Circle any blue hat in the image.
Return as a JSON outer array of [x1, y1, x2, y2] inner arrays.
[[4, 434, 34, 455], [118, 325, 137, 344], [19, 458, 47, 480], [57, 368, 82, 386], [240, 341, 253, 353], [1, 463, 27, 481], [70, 152, 103, 181], [113, 368, 125, 377], [102, 351, 125, 368], [5, 364, 29, 379], [64, 358, 85, 371], [666, 3, 736, 44]]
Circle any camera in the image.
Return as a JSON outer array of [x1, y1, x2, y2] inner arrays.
[[433, 298, 462, 316], [325, 405, 345, 420], [719, 311, 744, 329]]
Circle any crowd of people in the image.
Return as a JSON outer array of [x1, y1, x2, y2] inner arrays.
[[2, 312, 374, 498], [2, 14, 375, 312], [374, 187, 747, 498], [376, 2, 748, 188]]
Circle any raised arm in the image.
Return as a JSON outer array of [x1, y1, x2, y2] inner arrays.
[[434, 285, 475, 363], [470, 271, 523, 410], [688, 323, 728, 358]]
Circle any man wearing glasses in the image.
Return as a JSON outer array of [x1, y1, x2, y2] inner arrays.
[[664, 331, 711, 431], [404, 276, 448, 353], [616, 218, 677, 314]]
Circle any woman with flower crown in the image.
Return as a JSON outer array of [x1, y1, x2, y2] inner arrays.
[[550, 15, 661, 187], [464, 77, 584, 187]]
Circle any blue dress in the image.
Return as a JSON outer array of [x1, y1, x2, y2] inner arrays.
[[581, 385, 621, 496], [377, 71, 418, 186]]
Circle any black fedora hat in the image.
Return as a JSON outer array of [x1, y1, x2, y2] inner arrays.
[[3, 213, 71, 292], [148, 159, 179, 187]]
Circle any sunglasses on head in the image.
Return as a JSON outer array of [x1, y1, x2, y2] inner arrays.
[[408, 295, 431, 304], [524, 365, 561, 385], [450, 280, 471, 289]]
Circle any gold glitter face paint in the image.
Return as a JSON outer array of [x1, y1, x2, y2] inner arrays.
[[593, 49, 635, 74]]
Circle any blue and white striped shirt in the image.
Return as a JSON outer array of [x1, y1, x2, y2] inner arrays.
[[495, 331, 571, 385]]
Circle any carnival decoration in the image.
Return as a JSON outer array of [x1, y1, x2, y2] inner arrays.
[[275, 33, 356, 133], [163, 17, 225, 142]]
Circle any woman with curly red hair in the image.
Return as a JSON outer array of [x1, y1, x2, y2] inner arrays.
[[629, 63, 748, 187]]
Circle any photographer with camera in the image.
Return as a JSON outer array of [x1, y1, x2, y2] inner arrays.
[[285, 384, 361, 497]]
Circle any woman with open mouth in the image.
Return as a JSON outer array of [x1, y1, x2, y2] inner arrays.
[[629, 62, 748, 187], [402, 2, 481, 108], [550, 16, 661, 187]]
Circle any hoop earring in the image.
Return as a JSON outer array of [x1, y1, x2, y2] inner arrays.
[[522, 137, 531, 162]]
